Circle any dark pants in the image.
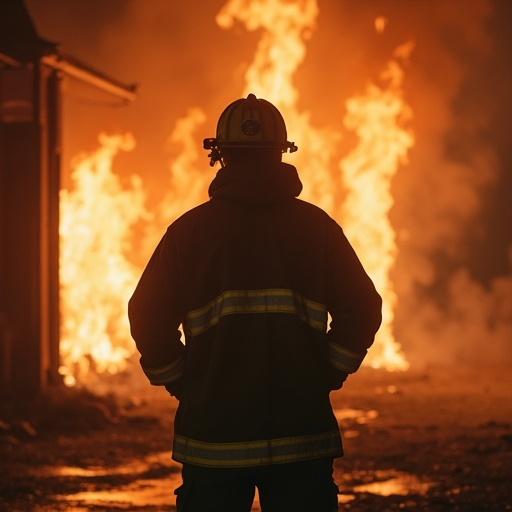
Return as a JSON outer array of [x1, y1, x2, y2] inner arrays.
[[175, 457, 339, 512]]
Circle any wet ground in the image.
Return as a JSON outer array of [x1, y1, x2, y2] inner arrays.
[[1, 365, 511, 511]]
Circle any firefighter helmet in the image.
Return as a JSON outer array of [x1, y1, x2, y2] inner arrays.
[[203, 93, 297, 166]]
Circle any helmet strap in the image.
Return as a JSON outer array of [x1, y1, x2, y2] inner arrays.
[[203, 138, 223, 167]]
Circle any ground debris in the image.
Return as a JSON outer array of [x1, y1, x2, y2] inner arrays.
[[0, 366, 511, 511], [0, 386, 163, 440]]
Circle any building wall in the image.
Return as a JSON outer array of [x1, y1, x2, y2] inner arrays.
[[0, 65, 61, 398]]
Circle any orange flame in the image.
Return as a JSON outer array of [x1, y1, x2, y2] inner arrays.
[[59, 0, 414, 386], [339, 43, 415, 370], [59, 133, 148, 386], [217, 0, 412, 369]]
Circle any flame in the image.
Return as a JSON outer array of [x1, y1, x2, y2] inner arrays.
[[218, 0, 339, 213], [59, 133, 148, 386], [158, 109, 210, 227], [59, 0, 413, 386], [139, 108, 212, 258], [217, 0, 411, 369], [217, 0, 318, 107], [339, 43, 415, 370]]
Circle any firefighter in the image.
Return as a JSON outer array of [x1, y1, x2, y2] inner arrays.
[[128, 93, 382, 512]]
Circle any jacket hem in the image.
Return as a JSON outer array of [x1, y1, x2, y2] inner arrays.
[[171, 430, 343, 468]]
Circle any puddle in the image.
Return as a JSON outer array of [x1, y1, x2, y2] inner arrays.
[[38, 452, 261, 510], [334, 407, 379, 424], [34, 449, 433, 509], [34, 451, 182, 510], [350, 470, 435, 497], [51, 451, 176, 478], [61, 482, 262, 511], [63, 479, 175, 508], [338, 493, 357, 503]]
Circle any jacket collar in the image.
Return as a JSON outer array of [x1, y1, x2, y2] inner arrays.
[[208, 162, 303, 206]]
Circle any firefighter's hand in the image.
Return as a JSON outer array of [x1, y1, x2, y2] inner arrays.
[[164, 379, 183, 400], [328, 368, 348, 391]]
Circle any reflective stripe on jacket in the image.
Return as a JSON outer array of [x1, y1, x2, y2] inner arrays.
[[186, 288, 328, 336], [173, 430, 342, 468]]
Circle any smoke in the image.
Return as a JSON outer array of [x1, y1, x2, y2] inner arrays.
[[298, 0, 512, 367], [374, 0, 512, 367], [25, 0, 512, 367]]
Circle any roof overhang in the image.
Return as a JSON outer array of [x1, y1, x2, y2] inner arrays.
[[41, 53, 137, 102]]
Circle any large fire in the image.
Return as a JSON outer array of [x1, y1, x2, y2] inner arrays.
[[59, 134, 148, 387], [59, 0, 412, 387]]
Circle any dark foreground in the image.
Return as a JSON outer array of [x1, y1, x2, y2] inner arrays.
[[1, 365, 511, 511]]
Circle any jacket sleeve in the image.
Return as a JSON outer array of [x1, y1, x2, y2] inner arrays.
[[128, 228, 185, 392], [325, 221, 382, 381]]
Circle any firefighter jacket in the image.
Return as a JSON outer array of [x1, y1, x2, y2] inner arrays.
[[128, 160, 382, 468]]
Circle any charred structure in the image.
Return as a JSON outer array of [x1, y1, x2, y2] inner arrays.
[[0, 0, 135, 398]]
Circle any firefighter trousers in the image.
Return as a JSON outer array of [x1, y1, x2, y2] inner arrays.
[[174, 457, 339, 512]]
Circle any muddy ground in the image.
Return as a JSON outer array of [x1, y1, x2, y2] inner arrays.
[[1, 365, 511, 511]]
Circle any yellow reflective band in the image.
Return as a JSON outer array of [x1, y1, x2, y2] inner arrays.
[[329, 342, 366, 374], [186, 289, 327, 336], [142, 357, 184, 385], [173, 430, 342, 468]]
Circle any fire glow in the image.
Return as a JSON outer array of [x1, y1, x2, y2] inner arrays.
[[59, 0, 412, 387]]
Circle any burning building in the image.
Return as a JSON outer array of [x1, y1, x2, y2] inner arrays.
[[0, 1, 511, 509], [0, 0, 136, 397], [1, 0, 510, 395]]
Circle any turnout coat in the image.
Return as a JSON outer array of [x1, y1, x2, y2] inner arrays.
[[128, 161, 382, 468]]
